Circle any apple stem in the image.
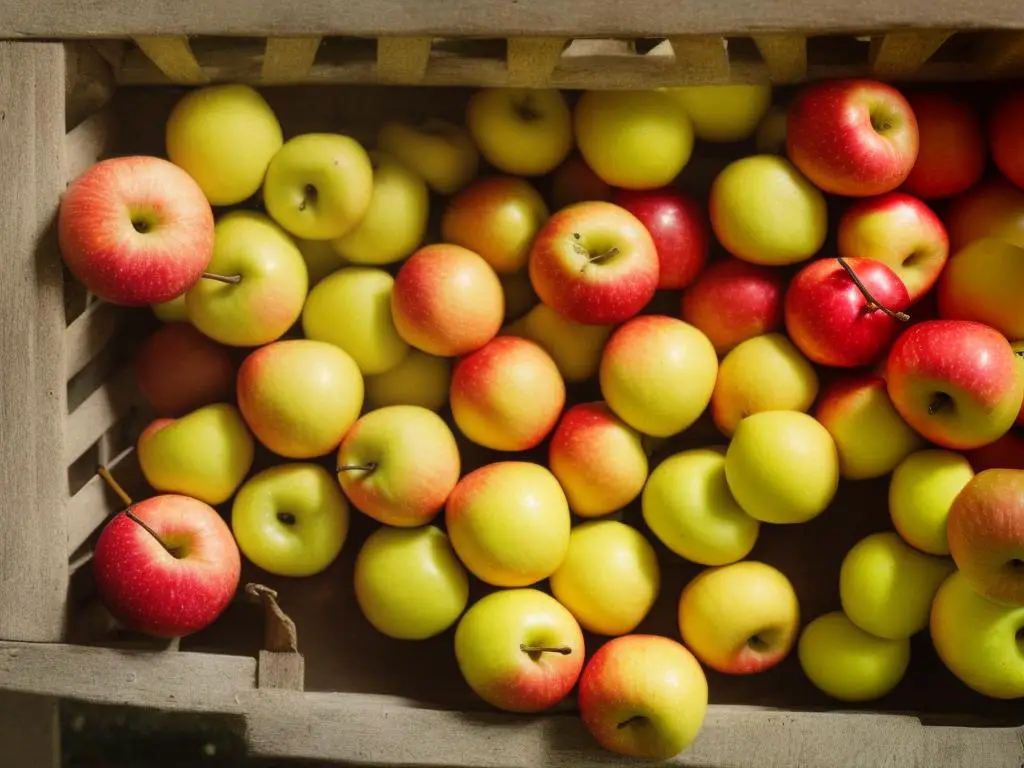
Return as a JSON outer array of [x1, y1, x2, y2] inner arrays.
[[202, 272, 242, 285], [577, 246, 620, 274], [928, 392, 952, 416], [520, 643, 572, 655], [97, 465, 175, 556], [835, 256, 910, 322], [337, 463, 377, 473]]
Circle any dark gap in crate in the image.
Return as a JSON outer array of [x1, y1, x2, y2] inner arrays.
[[635, 37, 667, 55], [929, 30, 992, 64], [727, 36, 766, 65], [67, 439, 102, 499], [430, 37, 507, 61], [315, 35, 378, 67], [806, 33, 871, 68], [188, 36, 265, 81], [65, 307, 151, 414], [63, 267, 90, 325]]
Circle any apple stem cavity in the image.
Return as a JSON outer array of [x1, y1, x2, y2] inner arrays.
[[337, 462, 378, 474], [573, 238, 621, 274], [835, 256, 910, 322], [202, 272, 242, 285], [928, 392, 953, 416], [617, 716, 647, 730], [519, 643, 572, 656], [97, 465, 178, 557], [298, 183, 317, 212], [514, 95, 542, 122]]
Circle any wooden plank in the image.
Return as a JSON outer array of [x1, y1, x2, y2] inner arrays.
[[257, 651, 305, 691], [66, 444, 137, 557], [0, 693, 59, 768], [753, 34, 807, 83], [376, 36, 434, 83], [64, 365, 136, 467], [669, 35, 730, 79], [64, 106, 117, 185], [63, 300, 122, 380], [869, 31, 952, 75], [132, 36, 207, 83], [261, 36, 321, 82], [506, 37, 567, 86]]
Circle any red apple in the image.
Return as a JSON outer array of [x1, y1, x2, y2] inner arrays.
[[989, 88, 1024, 193], [59, 156, 215, 306], [679, 257, 786, 354], [786, 79, 919, 197], [945, 177, 1024, 252], [968, 431, 1024, 472], [886, 319, 1024, 450], [549, 152, 612, 210], [611, 188, 709, 289], [836, 192, 948, 303], [784, 256, 911, 368], [92, 494, 241, 638], [528, 200, 659, 325], [900, 91, 985, 200]]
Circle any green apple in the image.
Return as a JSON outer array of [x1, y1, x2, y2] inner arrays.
[[301, 266, 410, 375], [506, 302, 613, 383], [152, 294, 189, 323], [137, 402, 255, 505], [377, 118, 479, 195], [724, 410, 839, 524], [550, 520, 659, 636], [363, 350, 451, 413], [231, 462, 350, 577], [262, 132, 374, 240], [454, 588, 584, 713], [185, 210, 309, 347], [354, 525, 469, 641], [295, 237, 345, 285], [665, 83, 772, 143], [798, 611, 910, 702], [642, 447, 760, 566], [839, 531, 954, 640], [332, 151, 430, 266], [889, 449, 975, 556]]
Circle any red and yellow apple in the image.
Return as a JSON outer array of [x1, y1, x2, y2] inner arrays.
[[548, 152, 611, 210], [988, 87, 1024, 192], [937, 237, 1024, 340], [900, 91, 985, 200], [945, 177, 1024, 252], [505, 302, 612, 382]]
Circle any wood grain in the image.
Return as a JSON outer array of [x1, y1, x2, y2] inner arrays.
[[261, 37, 321, 82], [132, 36, 207, 83], [64, 364, 137, 467], [64, 106, 117, 185], [506, 37, 567, 86], [376, 36, 434, 83], [753, 34, 808, 83], [64, 300, 123, 381], [869, 31, 952, 75]]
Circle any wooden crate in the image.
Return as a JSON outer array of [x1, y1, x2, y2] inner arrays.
[[4, 2, 1024, 766]]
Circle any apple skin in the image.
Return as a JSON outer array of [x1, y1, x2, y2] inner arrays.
[[364, 350, 451, 413], [441, 175, 550, 274], [836, 192, 949, 303], [937, 237, 1024, 340], [599, 315, 718, 438], [1015, 341, 1024, 427], [798, 611, 910, 702], [454, 588, 584, 714], [92, 494, 241, 638], [578, 634, 708, 760], [377, 118, 479, 196], [968, 431, 1024, 473], [295, 237, 345, 285], [152, 295, 189, 323], [679, 256, 786, 355], [786, 78, 919, 197], [466, 88, 574, 177], [505, 302, 613, 383], [947, 468, 1024, 605], [527, 200, 659, 325], [391, 243, 505, 357], [945, 177, 1024, 252], [889, 449, 975, 556], [755, 104, 789, 155], [666, 83, 772, 143], [59, 156, 214, 307], [336, 405, 461, 528], [549, 152, 612, 210], [354, 525, 469, 641], [231, 463, 350, 578], [988, 88, 1024, 193], [677, 561, 800, 675], [784, 256, 911, 369], [885, 319, 1023, 451], [900, 91, 985, 200], [930, 569, 1024, 699], [611, 187, 709, 289], [133, 322, 236, 418]]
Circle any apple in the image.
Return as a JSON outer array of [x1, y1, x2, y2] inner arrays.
[[364, 350, 451, 413], [59, 155, 214, 306], [465, 88, 574, 177], [391, 243, 504, 357], [231, 462, 350, 577], [836, 192, 949, 302], [500, 269, 539, 321], [548, 402, 647, 518], [889, 449, 975, 556], [988, 88, 1024, 192], [786, 78, 919, 197], [947, 468, 1024, 605], [709, 155, 827, 266], [454, 588, 584, 713], [92, 493, 241, 638], [839, 531, 954, 640], [814, 373, 925, 480], [295, 237, 345, 285], [930, 569, 1024, 699], [377, 118, 479, 195], [611, 187, 709, 289], [679, 256, 787, 354], [164, 83, 283, 206], [784, 256, 911, 368], [137, 403, 254, 506], [678, 561, 800, 674], [900, 91, 985, 200], [969, 431, 1024, 472], [711, 332, 819, 438], [1016, 341, 1024, 427], [354, 525, 469, 641], [724, 410, 839, 524], [445, 461, 571, 587], [577, 634, 708, 760], [151, 295, 189, 323], [262, 132, 374, 240], [797, 611, 910, 702], [441, 176, 550, 274], [885, 319, 1023, 450], [185, 210, 309, 348], [937, 237, 1024, 340], [573, 89, 694, 189], [331, 151, 430, 266], [301, 266, 410, 375], [527, 200, 658, 325], [945, 177, 1024, 252], [599, 315, 718, 438], [336, 405, 461, 528], [133, 322, 236, 417], [236, 339, 364, 459], [642, 446, 760, 566], [666, 83, 772, 142], [548, 152, 611, 210], [755, 104, 789, 155], [505, 302, 612, 382]]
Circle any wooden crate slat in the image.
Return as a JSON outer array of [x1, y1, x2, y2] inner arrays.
[[975, 31, 1024, 72], [64, 365, 137, 467], [261, 36, 322, 82], [64, 106, 117, 185], [669, 35, 730, 79], [869, 31, 952, 75], [257, 651, 305, 691], [63, 300, 122, 381], [753, 34, 807, 83], [132, 35, 208, 83], [376, 36, 434, 83], [66, 444, 136, 557], [506, 36, 568, 86]]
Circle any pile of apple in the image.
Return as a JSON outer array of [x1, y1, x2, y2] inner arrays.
[[58, 75, 1024, 759]]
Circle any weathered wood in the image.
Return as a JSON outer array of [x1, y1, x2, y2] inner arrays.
[[506, 37, 567, 86], [376, 36, 434, 83], [753, 34, 807, 83], [261, 36, 321, 82], [669, 35, 730, 79], [132, 36, 208, 83], [64, 365, 137, 467], [257, 652, 305, 691], [66, 444, 137, 557], [64, 300, 122, 380], [869, 30, 952, 75], [64, 106, 117, 185], [65, 41, 115, 130], [0, 693, 60, 768]]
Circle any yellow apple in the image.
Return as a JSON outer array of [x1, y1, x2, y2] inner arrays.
[[507, 302, 613, 383], [724, 410, 840, 524], [295, 237, 345, 285], [755, 104, 789, 155], [642, 447, 760, 566], [798, 611, 910, 702], [363, 350, 451, 413], [165, 83, 283, 206], [466, 88, 574, 177], [665, 83, 772, 143], [574, 89, 694, 189], [151, 294, 189, 323], [331, 151, 430, 265], [937, 237, 1024, 340], [889, 449, 975, 556], [500, 269, 539, 321], [377, 118, 479, 195]]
